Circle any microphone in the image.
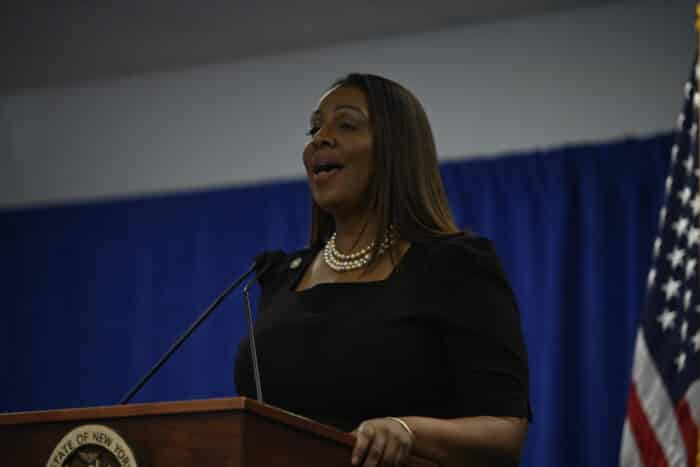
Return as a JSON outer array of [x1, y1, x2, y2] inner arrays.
[[119, 251, 285, 404], [243, 251, 285, 402]]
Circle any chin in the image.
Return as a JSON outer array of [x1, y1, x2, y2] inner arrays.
[[313, 197, 343, 216], [314, 197, 371, 220], [309, 183, 371, 217], [309, 186, 336, 209]]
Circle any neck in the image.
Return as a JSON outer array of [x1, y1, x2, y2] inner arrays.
[[333, 212, 377, 253]]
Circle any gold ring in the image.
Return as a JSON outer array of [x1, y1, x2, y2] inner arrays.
[[387, 417, 415, 443]]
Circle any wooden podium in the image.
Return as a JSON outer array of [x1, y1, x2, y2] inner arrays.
[[0, 397, 436, 466]]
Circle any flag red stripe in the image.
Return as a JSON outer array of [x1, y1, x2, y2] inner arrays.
[[628, 382, 670, 467], [675, 398, 698, 467]]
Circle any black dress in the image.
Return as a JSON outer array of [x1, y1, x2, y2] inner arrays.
[[234, 234, 531, 432]]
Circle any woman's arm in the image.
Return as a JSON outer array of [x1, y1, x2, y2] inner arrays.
[[352, 415, 528, 467], [349, 238, 530, 467]]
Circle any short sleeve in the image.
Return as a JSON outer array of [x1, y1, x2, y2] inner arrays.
[[425, 236, 532, 420]]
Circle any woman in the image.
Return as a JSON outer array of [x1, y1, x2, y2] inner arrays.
[[235, 73, 531, 467]]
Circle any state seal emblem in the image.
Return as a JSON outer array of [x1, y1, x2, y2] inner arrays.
[[46, 424, 138, 467]]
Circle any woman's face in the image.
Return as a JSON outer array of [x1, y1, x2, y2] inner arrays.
[[302, 85, 374, 217]]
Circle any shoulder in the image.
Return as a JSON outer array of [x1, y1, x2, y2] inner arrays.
[[410, 233, 516, 308], [418, 232, 496, 258], [414, 233, 507, 281], [414, 234, 523, 341]]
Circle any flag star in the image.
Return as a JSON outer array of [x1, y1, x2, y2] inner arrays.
[[654, 237, 662, 257], [666, 247, 685, 269], [692, 195, 700, 216], [684, 157, 695, 174], [692, 330, 700, 352], [671, 144, 679, 163], [687, 227, 700, 247], [659, 207, 667, 227], [665, 176, 673, 194], [672, 217, 689, 237], [677, 112, 686, 129], [684, 290, 692, 310], [674, 352, 686, 372], [657, 308, 676, 330], [678, 186, 692, 205], [661, 278, 681, 300], [685, 82, 693, 98], [647, 268, 656, 288], [686, 258, 697, 279], [680, 320, 688, 340], [667, 247, 685, 269]]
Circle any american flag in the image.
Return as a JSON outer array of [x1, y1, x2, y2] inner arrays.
[[619, 66, 700, 467]]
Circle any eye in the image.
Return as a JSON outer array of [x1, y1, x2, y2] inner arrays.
[[338, 121, 356, 130]]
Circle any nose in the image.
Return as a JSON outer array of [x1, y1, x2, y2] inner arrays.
[[311, 123, 336, 149]]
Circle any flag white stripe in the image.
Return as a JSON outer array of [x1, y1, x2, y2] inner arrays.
[[619, 418, 642, 466], [685, 380, 700, 425], [632, 331, 687, 467]]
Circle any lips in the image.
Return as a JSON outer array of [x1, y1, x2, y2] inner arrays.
[[310, 166, 343, 184], [312, 162, 344, 175], [308, 154, 345, 178]]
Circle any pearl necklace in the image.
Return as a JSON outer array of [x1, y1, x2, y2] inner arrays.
[[323, 229, 396, 272]]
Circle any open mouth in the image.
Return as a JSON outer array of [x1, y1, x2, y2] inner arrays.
[[312, 162, 344, 175]]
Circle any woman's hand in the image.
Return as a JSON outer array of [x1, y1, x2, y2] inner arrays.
[[351, 417, 415, 467]]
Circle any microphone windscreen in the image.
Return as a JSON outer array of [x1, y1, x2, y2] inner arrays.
[[253, 250, 286, 283]]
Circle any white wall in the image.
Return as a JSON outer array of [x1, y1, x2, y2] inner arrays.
[[0, 0, 693, 209]]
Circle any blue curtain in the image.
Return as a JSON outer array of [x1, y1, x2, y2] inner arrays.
[[0, 133, 671, 467]]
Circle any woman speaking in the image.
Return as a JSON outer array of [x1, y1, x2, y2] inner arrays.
[[235, 73, 531, 467]]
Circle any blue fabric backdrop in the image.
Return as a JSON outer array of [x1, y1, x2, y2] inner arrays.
[[0, 133, 672, 466]]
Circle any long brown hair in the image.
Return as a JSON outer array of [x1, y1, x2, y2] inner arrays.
[[309, 73, 460, 262]]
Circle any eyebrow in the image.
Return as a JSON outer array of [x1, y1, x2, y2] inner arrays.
[[310, 105, 368, 121]]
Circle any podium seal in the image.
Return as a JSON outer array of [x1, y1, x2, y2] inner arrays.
[[46, 424, 138, 467]]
